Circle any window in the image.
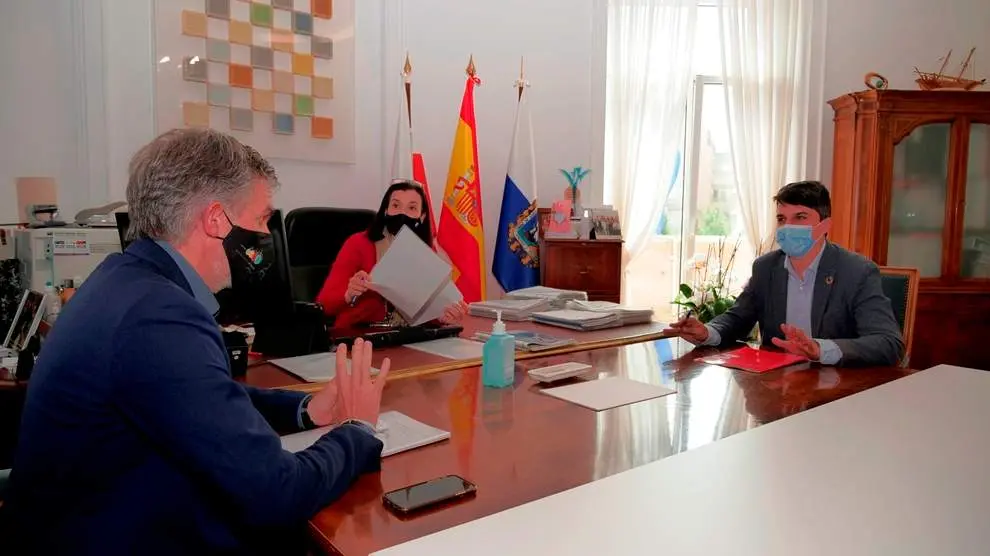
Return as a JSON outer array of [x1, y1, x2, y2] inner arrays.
[[622, 5, 755, 322]]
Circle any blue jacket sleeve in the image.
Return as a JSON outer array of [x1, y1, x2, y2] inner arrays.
[[111, 294, 383, 527], [243, 385, 308, 434]]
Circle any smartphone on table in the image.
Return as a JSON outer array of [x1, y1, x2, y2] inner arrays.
[[382, 475, 477, 515]]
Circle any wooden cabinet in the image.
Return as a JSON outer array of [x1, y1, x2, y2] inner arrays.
[[829, 90, 990, 369], [540, 239, 622, 303]]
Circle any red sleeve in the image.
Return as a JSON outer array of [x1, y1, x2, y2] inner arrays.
[[316, 233, 370, 317]]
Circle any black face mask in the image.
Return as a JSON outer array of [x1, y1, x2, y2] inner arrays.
[[383, 213, 420, 236], [218, 213, 275, 289]]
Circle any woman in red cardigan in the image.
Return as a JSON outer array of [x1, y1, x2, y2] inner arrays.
[[316, 180, 467, 328]]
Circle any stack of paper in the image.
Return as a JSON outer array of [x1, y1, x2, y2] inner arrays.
[[471, 330, 576, 352], [280, 411, 450, 457], [468, 298, 552, 321], [531, 309, 621, 331], [504, 286, 588, 308], [371, 227, 463, 325], [539, 376, 676, 411], [270, 352, 383, 383], [565, 300, 654, 326]]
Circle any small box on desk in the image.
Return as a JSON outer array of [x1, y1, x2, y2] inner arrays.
[[222, 331, 249, 378]]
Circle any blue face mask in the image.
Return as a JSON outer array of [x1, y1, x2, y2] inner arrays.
[[776, 225, 816, 258]]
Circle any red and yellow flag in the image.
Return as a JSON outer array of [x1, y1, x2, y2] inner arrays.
[[437, 64, 486, 302]]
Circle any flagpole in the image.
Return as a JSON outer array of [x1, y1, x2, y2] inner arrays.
[[517, 56, 525, 101], [403, 52, 413, 129]]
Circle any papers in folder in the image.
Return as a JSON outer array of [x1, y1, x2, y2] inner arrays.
[[564, 300, 654, 326], [280, 411, 450, 457], [531, 309, 622, 331], [371, 226, 463, 326], [700, 347, 808, 373], [269, 352, 382, 383], [504, 286, 588, 308], [468, 298, 552, 321]]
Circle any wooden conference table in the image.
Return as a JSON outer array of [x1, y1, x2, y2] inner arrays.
[[243, 316, 669, 390], [297, 337, 915, 555]]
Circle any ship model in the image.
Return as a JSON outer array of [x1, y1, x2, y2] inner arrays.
[[914, 47, 986, 91]]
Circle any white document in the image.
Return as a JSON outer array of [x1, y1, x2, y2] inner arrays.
[[269, 352, 381, 383], [280, 411, 450, 457], [540, 376, 676, 411], [371, 226, 462, 325], [404, 337, 485, 360]]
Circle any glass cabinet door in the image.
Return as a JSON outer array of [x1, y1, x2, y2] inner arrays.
[[961, 123, 990, 279], [887, 123, 951, 277]]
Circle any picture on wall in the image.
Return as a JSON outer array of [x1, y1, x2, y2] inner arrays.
[[153, 0, 355, 163]]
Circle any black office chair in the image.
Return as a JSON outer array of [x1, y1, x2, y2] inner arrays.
[[878, 266, 919, 367], [284, 207, 376, 304]]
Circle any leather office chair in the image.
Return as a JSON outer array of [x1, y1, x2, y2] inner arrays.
[[878, 266, 919, 366], [284, 207, 376, 304]]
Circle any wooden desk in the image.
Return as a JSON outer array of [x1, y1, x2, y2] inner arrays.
[[308, 339, 915, 555], [244, 316, 670, 392], [373, 365, 989, 556]]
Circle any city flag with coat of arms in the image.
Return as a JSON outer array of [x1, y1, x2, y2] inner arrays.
[[493, 74, 539, 292]]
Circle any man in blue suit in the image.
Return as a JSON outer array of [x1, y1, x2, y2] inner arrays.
[[3, 129, 391, 554]]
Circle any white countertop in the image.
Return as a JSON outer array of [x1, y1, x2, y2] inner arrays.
[[375, 365, 990, 556]]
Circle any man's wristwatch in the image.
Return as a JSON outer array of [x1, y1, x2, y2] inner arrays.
[[300, 396, 317, 430]]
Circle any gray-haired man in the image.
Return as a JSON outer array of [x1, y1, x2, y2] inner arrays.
[[4, 129, 390, 554]]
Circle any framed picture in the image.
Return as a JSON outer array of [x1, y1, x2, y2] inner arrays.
[[590, 208, 622, 239], [3, 290, 47, 352]]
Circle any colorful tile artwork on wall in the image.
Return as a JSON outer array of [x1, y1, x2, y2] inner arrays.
[[157, 0, 354, 162]]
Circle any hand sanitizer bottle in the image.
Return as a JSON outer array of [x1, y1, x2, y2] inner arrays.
[[482, 310, 515, 388]]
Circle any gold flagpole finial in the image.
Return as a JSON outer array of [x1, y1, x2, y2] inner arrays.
[[403, 51, 412, 79], [466, 55, 477, 78]]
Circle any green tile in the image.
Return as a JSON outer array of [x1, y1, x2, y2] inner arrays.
[[294, 94, 314, 116], [250, 3, 273, 27]]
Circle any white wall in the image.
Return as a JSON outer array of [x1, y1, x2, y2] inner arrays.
[[820, 0, 990, 185], [1, 0, 605, 297], [4, 0, 988, 291], [0, 0, 100, 224]]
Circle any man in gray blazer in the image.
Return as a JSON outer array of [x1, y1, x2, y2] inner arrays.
[[664, 181, 904, 367]]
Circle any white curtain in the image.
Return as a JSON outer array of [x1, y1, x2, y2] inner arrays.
[[605, 0, 697, 299], [716, 0, 814, 253]]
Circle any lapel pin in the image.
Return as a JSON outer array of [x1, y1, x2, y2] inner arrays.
[[825, 276, 834, 286]]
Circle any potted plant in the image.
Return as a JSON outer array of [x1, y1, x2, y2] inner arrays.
[[672, 238, 740, 323]]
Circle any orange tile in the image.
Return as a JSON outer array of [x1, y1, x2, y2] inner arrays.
[[229, 19, 253, 46], [183, 102, 210, 128], [311, 116, 334, 139], [182, 10, 208, 38], [252, 89, 275, 112], [312, 0, 333, 19], [292, 53, 314, 77], [228, 63, 254, 88], [273, 70, 294, 94], [312, 76, 333, 99], [271, 28, 294, 53]]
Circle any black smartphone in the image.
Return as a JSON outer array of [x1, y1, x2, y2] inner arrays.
[[382, 475, 477, 514]]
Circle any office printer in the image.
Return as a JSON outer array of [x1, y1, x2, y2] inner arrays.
[[15, 227, 122, 291]]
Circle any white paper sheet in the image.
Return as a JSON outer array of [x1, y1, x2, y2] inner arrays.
[[269, 352, 381, 383], [280, 411, 450, 457], [539, 377, 676, 411], [404, 337, 485, 360], [371, 226, 461, 325]]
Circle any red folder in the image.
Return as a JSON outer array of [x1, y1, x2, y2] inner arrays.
[[699, 346, 808, 373]]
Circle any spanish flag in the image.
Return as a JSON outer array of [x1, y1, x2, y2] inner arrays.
[[437, 60, 486, 302]]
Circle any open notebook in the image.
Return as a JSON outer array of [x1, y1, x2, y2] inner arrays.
[[280, 411, 450, 457]]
